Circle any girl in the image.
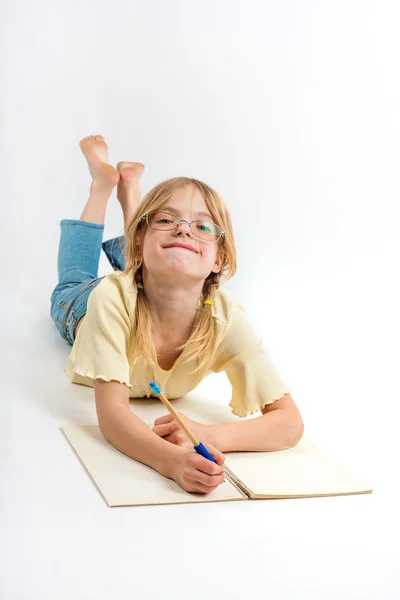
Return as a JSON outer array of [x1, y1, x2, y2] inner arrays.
[[50, 135, 304, 495]]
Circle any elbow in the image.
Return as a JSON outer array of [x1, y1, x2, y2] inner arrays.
[[279, 415, 304, 451], [97, 409, 115, 445], [286, 415, 304, 449], [98, 419, 111, 444]]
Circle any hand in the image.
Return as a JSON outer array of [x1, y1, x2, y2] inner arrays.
[[153, 412, 214, 449], [170, 444, 225, 494]]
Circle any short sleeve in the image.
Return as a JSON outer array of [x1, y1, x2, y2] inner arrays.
[[211, 305, 291, 417], [66, 277, 133, 388]]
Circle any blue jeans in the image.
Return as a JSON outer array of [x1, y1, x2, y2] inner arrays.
[[50, 219, 126, 345]]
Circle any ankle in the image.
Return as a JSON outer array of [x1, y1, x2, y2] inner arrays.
[[79, 188, 113, 224], [90, 179, 117, 194]]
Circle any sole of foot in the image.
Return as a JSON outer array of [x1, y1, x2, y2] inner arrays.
[[117, 161, 145, 184], [116, 160, 145, 200], [80, 135, 120, 188]]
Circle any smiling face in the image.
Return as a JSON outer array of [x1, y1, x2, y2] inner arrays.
[[141, 185, 223, 285]]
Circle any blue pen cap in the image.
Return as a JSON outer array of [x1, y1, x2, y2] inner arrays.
[[149, 381, 161, 394]]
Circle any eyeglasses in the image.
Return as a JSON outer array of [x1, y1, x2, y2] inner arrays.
[[141, 211, 225, 243]]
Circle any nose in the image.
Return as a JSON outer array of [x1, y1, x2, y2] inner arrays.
[[175, 220, 192, 237]]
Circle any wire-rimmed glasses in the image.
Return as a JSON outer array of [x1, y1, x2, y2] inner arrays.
[[141, 211, 225, 243]]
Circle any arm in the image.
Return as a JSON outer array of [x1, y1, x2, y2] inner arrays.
[[94, 378, 179, 478], [209, 393, 304, 452], [94, 378, 225, 493], [154, 393, 304, 453]]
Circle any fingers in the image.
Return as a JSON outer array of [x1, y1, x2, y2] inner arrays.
[[153, 422, 176, 437], [183, 458, 225, 493], [193, 470, 225, 488], [154, 414, 174, 426], [202, 443, 225, 467], [176, 448, 227, 494], [190, 452, 225, 475], [164, 433, 191, 447], [191, 483, 220, 494]]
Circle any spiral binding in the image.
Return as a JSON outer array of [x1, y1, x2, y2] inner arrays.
[[223, 464, 253, 498]]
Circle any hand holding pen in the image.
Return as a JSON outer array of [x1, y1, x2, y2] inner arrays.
[[149, 381, 226, 494]]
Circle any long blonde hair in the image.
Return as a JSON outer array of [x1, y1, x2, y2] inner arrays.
[[123, 177, 236, 373]]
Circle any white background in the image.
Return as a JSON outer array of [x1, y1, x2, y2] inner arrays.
[[1, 1, 399, 598]]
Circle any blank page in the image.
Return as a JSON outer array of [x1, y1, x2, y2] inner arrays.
[[61, 424, 246, 507], [225, 436, 373, 499]]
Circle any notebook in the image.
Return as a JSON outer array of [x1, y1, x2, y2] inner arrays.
[[61, 424, 373, 507]]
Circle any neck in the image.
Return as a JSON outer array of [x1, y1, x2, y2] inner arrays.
[[142, 270, 203, 339]]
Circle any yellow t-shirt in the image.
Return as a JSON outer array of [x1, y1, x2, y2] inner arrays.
[[65, 271, 291, 417]]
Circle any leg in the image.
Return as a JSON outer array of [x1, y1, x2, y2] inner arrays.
[[101, 160, 145, 272], [69, 155, 145, 339], [116, 161, 145, 231], [50, 219, 106, 344], [50, 135, 119, 344], [79, 135, 120, 224]]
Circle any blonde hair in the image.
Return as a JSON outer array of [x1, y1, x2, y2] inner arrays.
[[123, 177, 237, 373]]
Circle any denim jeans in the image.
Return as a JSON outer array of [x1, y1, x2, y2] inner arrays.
[[50, 219, 126, 346]]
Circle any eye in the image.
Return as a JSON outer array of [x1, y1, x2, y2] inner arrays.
[[197, 222, 213, 232]]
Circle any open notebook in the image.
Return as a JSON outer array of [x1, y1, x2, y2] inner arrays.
[[61, 424, 372, 507]]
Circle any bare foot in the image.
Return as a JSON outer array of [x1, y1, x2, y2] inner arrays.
[[80, 135, 120, 190], [117, 161, 145, 227], [79, 135, 120, 224]]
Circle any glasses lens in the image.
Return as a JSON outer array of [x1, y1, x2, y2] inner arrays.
[[147, 212, 178, 230], [146, 212, 222, 241], [192, 220, 221, 241]]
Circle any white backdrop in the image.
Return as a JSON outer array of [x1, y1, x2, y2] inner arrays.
[[1, 1, 399, 599]]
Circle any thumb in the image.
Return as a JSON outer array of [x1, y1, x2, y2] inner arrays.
[[205, 443, 225, 467]]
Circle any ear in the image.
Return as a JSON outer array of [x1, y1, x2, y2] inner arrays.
[[211, 251, 223, 274]]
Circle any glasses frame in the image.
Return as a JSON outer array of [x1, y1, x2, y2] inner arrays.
[[140, 211, 225, 243]]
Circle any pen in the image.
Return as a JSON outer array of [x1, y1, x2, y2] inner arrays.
[[149, 381, 217, 463], [149, 381, 246, 491]]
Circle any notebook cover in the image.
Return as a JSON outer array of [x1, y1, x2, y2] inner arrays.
[[62, 425, 372, 506], [224, 436, 373, 499], [62, 424, 247, 507]]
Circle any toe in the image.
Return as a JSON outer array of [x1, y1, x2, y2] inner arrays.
[[80, 135, 94, 146]]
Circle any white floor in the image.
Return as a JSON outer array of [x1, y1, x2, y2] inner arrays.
[[2, 0, 400, 595], [1, 291, 399, 600]]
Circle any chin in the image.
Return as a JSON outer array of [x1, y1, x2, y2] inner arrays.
[[156, 262, 207, 281]]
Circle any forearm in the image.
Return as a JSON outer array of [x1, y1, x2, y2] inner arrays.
[[98, 403, 181, 478], [210, 409, 304, 452]]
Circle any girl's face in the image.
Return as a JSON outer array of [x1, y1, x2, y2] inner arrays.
[[141, 186, 223, 285]]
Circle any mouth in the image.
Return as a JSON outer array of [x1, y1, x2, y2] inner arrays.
[[163, 244, 198, 254]]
